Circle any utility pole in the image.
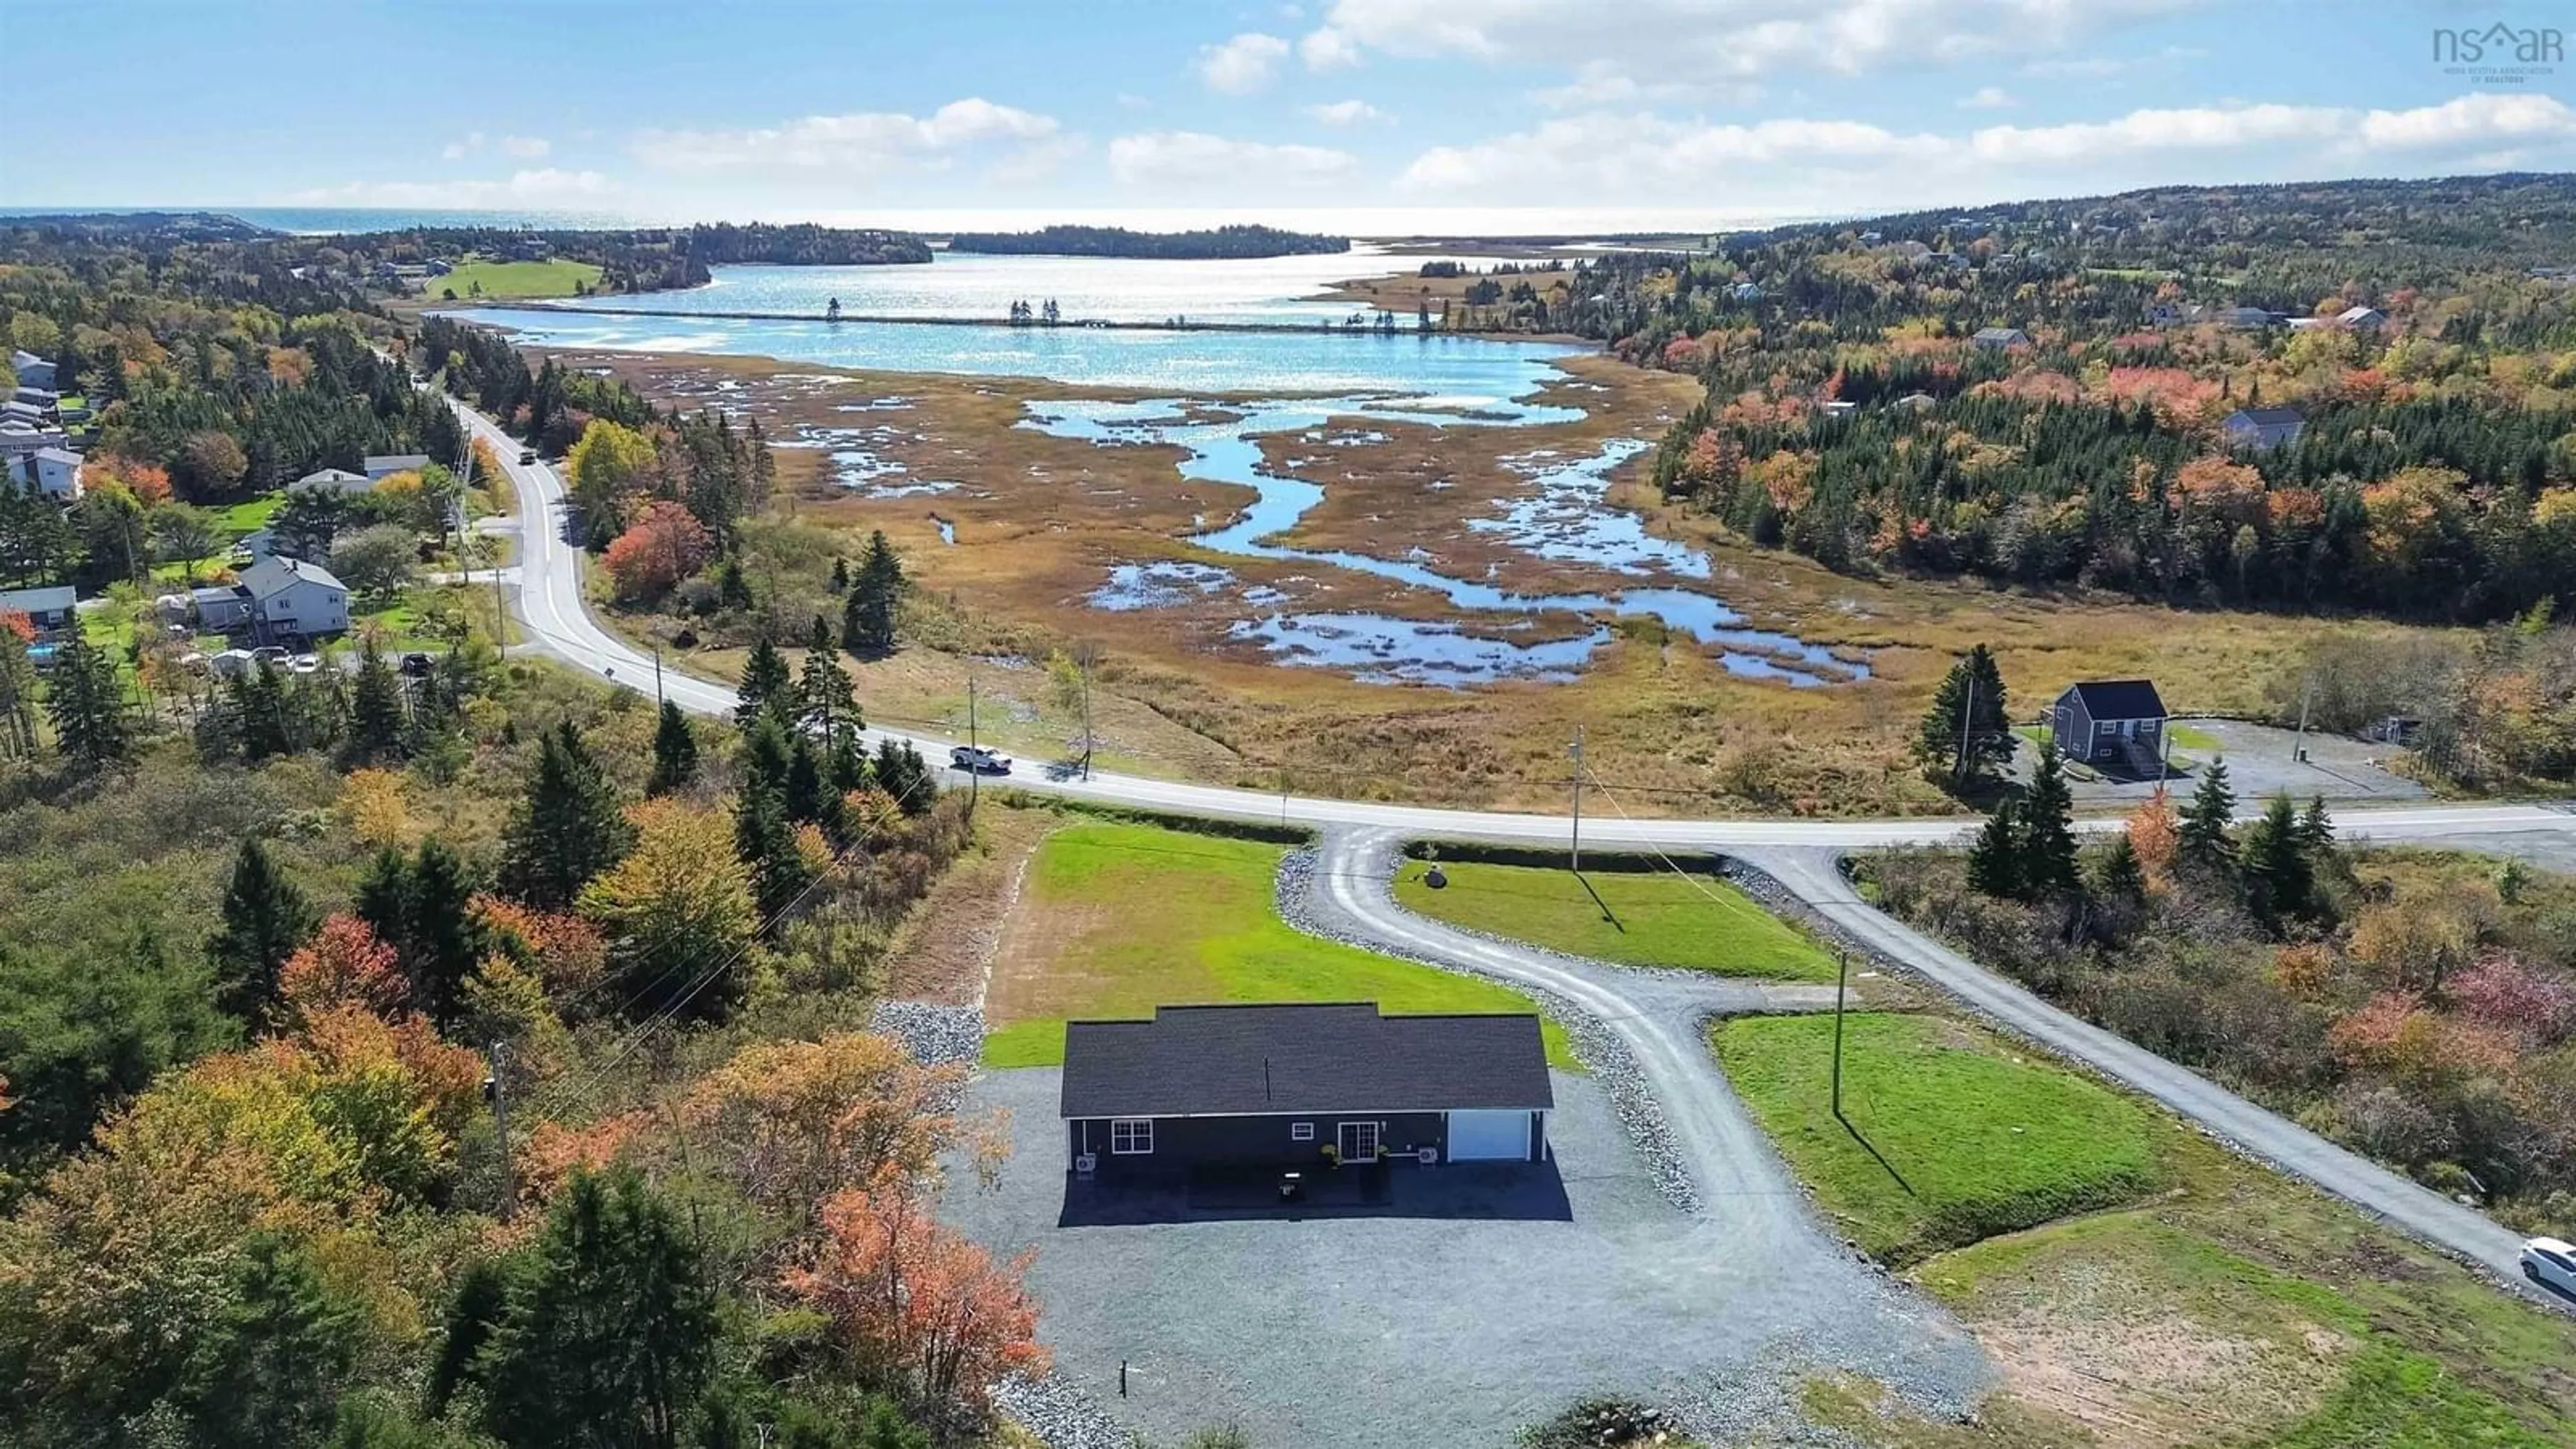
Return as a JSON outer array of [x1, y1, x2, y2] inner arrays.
[[1568, 726, 1585, 875], [1077, 646, 1095, 781], [1830, 949, 1849, 1120], [2293, 675, 2313, 763], [484, 1040, 515, 1222], [1953, 676, 1977, 786]]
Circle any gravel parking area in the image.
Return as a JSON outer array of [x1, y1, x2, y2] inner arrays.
[[2014, 717, 2426, 805], [947, 1066, 1989, 1448]]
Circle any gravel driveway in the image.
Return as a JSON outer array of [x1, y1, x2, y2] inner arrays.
[[948, 1065, 1988, 1448]]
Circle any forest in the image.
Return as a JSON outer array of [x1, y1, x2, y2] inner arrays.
[[0, 218, 1108, 1448], [943, 223, 1348, 259], [1476, 174, 2576, 625]]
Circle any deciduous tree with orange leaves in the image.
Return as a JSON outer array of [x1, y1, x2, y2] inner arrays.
[[278, 914, 408, 1018], [783, 1173, 1049, 1433], [602, 499, 716, 600]]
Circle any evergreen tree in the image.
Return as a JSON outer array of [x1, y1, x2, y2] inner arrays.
[[798, 614, 857, 738], [474, 1171, 718, 1449], [237, 663, 293, 761], [828, 555, 850, 594], [842, 530, 905, 656], [1913, 644, 2010, 783], [207, 838, 319, 1022], [734, 780, 812, 923], [2090, 832, 2149, 907], [406, 839, 481, 1032], [2019, 743, 2081, 898], [1968, 798, 2024, 899], [42, 616, 131, 773], [342, 639, 407, 767], [175, 1234, 361, 1449], [646, 700, 698, 796], [783, 735, 833, 828], [739, 713, 794, 798], [501, 720, 635, 908], [2242, 794, 2314, 926], [2296, 794, 2335, 856], [355, 845, 411, 948], [828, 730, 871, 795], [735, 635, 791, 726], [871, 737, 934, 814], [2178, 756, 2239, 873], [716, 557, 755, 612]]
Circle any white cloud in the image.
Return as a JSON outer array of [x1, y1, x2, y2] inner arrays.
[[1108, 131, 1362, 193], [1400, 94, 2576, 205], [292, 169, 616, 208], [1195, 32, 1291, 93], [2021, 54, 2127, 78], [439, 131, 550, 162], [1958, 86, 2014, 109], [1306, 99, 1391, 126], [632, 100, 1062, 174], [1299, 25, 1363, 69], [1116, 92, 1152, 111], [1320, 0, 2204, 93], [1530, 60, 1752, 110]]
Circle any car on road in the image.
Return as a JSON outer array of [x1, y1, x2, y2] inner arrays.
[[2524, 1237, 2576, 1300], [950, 744, 1012, 775], [519, 448, 536, 466], [400, 652, 435, 678]]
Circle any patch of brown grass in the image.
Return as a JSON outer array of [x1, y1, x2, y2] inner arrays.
[[879, 804, 1055, 1005]]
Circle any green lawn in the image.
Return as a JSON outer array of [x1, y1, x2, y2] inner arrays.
[[1713, 1012, 2163, 1263], [1393, 855, 1837, 979], [210, 492, 285, 536], [2166, 721, 2221, 752], [427, 258, 604, 301], [981, 822, 1576, 1069]]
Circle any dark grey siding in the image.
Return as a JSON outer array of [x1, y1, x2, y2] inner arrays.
[[2053, 692, 2094, 759], [1071, 1112, 1450, 1177]]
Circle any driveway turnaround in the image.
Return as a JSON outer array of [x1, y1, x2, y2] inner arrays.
[[1743, 846, 2555, 1305], [949, 1066, 1988, 1448]]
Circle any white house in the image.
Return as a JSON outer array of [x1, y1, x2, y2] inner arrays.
[[8, 446, 83, 500], [1972, 326, 2031, 350], [2338, 305, 2386, 331], [0, 584, 78, 632], [9, 350, 56, 391], [239, 557, 350, 643], [1729, 281, 1764, 301], [362, 453, 431, 481], [238, 525, 289, 564], [295, 466, 374, 494]]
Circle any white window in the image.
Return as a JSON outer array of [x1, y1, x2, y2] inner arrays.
[[1290, 1122, 1314, 1142], [1109, 1118, 1153, 1155]]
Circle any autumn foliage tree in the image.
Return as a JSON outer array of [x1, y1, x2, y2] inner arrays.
[[683, 1032, 979, 1237], [278, 914, 408, 1019], [784, 1174, 1049, 1434], [602, 499, 716, 600]]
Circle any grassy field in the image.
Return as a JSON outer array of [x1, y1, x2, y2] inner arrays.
[[429, 258, 604, 300], [1393, 855, 1838, 979], [2165, 720, 2222, 751], [1713, 1004, 2576, 1444], [209, 492, 285, 535], [980, 820, 1576, 1068], [1713, 1012, 2163, 1262]]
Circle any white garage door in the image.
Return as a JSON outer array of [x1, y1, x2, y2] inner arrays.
[[1447, 1110, 1529, 1161]]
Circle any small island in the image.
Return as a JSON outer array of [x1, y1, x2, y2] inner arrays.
[[943, 223, 1350, 260]]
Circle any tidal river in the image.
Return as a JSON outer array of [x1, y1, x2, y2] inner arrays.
[[451, 256, 1866, 687]]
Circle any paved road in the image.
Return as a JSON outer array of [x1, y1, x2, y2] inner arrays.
[[1744, 847, 2551, 1300], [439, 390, 2571, 1299]]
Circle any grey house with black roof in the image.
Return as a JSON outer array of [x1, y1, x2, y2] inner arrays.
[[2051, 679, 2167, 769], [1060, 1002, 1552, 1177]]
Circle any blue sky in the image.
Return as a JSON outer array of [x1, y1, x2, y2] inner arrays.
[[5, 1, 2572, 230]]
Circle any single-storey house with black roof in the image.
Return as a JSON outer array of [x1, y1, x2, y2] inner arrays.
[[2051, 679, 2168, 769], [1060, 1002, 1552, 1179]]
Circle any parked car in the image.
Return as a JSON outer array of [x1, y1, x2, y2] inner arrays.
[[519, 448, 537, 466], [2524, 1237, 2576, 1300], [401, 652, 435, 678], [250, 645, 289, 667], [949, 744, 1012, 775]]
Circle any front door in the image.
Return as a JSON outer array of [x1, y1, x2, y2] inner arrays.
[[1338, 1120, 1380, 1163]]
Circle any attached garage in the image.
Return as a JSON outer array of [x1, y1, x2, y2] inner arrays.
[[1445, 1108, 1538, 1161]]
